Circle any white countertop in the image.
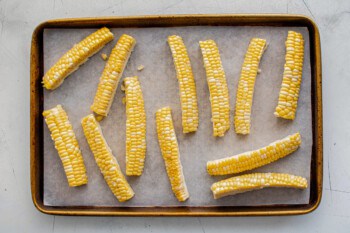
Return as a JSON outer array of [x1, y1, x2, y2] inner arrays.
[[0, 0, 348, 232]]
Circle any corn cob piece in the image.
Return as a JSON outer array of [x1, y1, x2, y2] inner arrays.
[[123, 76, 146, 176], [156, 107, 189, 201], [81, 114, 134, 202], [43, 105, 88, 187], [91, 34, 136, 120], [199, 40, 230, 137], [211, 173, 307, 199], [234, 38, 267, 135], [207, 132, 301, 175], [43, 27, 114, 90], [274, 31, 304, 120], [168, 35, 199, 133]]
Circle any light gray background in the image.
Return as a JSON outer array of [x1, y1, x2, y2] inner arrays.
[[43, 26, 311, 207], [0, 0, 348, 232]]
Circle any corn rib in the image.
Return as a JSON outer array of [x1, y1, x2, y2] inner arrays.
[[234, 38, 267, 134], [207, 132, 301, 175], [124, 76, 147, 176], [168, 35, 199, 133], [91, 34, 136, 120], [81, 114, 134, 202], [43, 27, 114, 90], [211, 173, 307, 199], [43, 105, 88, 187], [199, 40, 230, 137], [275, 31, 304, 120], [156, 107, 189, 201]]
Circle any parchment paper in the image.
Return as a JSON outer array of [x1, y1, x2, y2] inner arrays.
[[43, 26, 311, 207]]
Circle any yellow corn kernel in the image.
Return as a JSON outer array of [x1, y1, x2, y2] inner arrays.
[[81, 114, 134, 202], [275, 31, 304, 120], [156, 107, 189, 201], [207, 132, 301, 175], [199, 40, 230, 137], [43, 27, 114, 90], [91, 34, 136, 119], [137, 65, 145, 71], [211, 173, 308, 199], [43, 105, 88, 187], [235, 38, 267, 135], [168, 35, 199, 133], [101, 53, 108, 60], [124, 76, 147, 176]]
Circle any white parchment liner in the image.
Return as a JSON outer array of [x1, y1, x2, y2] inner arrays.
[[43, 26, 311, 207]]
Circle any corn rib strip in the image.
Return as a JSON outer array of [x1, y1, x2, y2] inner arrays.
[[124, 76, 147, 176], [168, 35, 199, 133], [211, 173, 307, 199], [234, 38, 267, 134], [43, 105, 88, 187], [274, 31, 304, 120], [199, 40, 230, 137], [91, 34, 136, 119], [156, 107, 189, 201], [43, 27, 114, 90], [207, 132, 301, 175], [81, 114, 134, 202]]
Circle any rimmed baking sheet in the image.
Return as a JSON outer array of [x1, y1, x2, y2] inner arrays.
[[43, 26, 311, 207]]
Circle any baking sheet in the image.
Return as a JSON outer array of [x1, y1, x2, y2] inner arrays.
[[43, 26, 311, 207]]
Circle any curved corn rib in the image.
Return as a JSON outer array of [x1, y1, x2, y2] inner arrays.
[[124, 76, 147, 176], [275, 31, 304, 120], [43, 27, 114, 90], [211, 173, 307, 199], [43, 105, 88, 187], [91, 34, 136, 120], [168, 35, 199, 133], [81, 114, 134, 202], [207, 132, 301, 175], [156, 107, 189, 201], [234, 38, 267, 135], [199, 40, 230, 137]]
